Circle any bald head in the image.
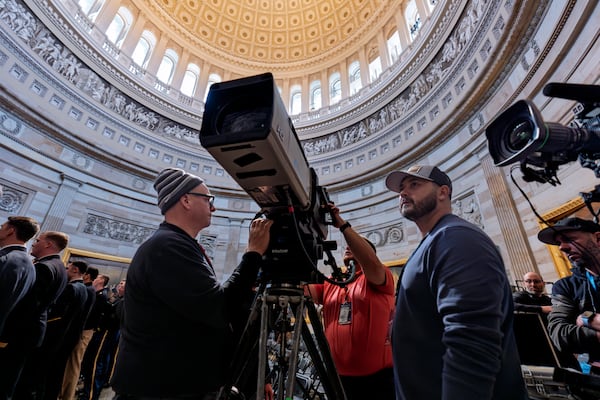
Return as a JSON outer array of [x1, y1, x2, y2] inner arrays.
[[523, 272, 545, 296]]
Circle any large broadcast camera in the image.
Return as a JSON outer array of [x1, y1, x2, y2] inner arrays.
[[486, 83, 600, 186], [200, 73, 340, 284]]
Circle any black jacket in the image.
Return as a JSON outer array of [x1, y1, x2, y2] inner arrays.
[[0, 253, 67, 348], [111, 222, 262, 397], [548, 266, 600, 362]]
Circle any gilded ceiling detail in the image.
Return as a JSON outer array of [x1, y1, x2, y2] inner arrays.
[[144, 0, 398, 71]]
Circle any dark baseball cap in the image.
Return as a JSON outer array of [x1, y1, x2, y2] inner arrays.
[[385, 165, 452, 193], [538, 217, 600, 245]]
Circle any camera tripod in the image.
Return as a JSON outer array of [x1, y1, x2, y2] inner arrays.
[[219, 282, 347, 400]]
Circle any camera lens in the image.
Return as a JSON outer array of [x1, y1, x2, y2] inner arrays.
[[507, 121, 534, 152]]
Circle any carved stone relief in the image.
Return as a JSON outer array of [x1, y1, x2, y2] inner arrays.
[[0, 0, 201, 142], [0, 183, 28, 213], [83, 213, 155, 244], [452, 191, 484, 229]]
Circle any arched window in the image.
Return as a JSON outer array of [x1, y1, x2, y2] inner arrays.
[[156, 49, 178, 85], [405, 0, 421, 40], [79, 0, 104, 20], [290, 85, 302, 115], [369, 57, 382, 82], [309, 80, 322, 110], [105, 7, 133, 47], [348, 61, 362, 95], [131, 31, 155, 68], [329, 72, 341, 105], [204, 73, 222, 101], [387, 31, 402, 63], [180, 63, 200, 97]]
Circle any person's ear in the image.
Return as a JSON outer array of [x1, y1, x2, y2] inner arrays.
[[594, 231, 600, 245], [439, 184, 451, 199]]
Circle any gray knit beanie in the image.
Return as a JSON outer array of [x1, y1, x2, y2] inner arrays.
[[154, 168, 204, 214]]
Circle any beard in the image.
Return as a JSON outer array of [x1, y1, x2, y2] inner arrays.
[[401, 190, 438, 221]]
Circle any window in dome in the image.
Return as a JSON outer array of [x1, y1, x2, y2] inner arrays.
[[79, 0, 105, 21], [131, 31, 155, 68], [369, 57, 382, 82], [290, 86, 302, 115], [156, 49, 178, 85], [387, 31, 402, 63], [180, 64, 200, 97], [329, 72, 341, 105], [349, 61, 361, 95], [405, 1, 421, 40], [106, 7, 133, 48], [204, 73, 222, 102], [309, 80, 322, 110]]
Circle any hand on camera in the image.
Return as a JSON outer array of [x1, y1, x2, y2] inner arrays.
[[326, 202, 345, 228], [246, 217, 273, 255]]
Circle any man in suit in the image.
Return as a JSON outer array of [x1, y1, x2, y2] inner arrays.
[[0, 216, 40, 399], [0, 231, 69, 399], [16, 261, 92, 400]]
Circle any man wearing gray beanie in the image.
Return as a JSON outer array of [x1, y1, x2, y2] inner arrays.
[[111, 168, 273, 399]]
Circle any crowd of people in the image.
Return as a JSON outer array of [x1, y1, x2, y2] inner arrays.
[[3, 164, 600, 400], [0, 218, 126, 400]]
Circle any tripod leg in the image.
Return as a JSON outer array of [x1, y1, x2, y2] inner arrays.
[[301, 298, 347, 400], [257, 292, 270, 399], [284, 295, 305, 397]]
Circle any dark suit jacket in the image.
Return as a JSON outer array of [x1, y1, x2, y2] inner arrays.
[[1, 255, 68, 348], [0, 245, 35, 336], [44, 278, 91, 355]]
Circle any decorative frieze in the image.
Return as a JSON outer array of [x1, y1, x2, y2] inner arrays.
[[83, 213, 155, 244]]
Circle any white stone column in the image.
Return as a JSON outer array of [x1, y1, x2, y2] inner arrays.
[[93, 0, 122, 33], [378, 31, 390, 70], [302, 75, 309, 113], [415, 0, 431, 22], [120, 13, 147, 55], [339, 59, 349, 99], [170, 50, 190, 90], [321, 70, 330, 106], [40, 174, 83, 232], [145, 35, 169, 76], [395, 8, 411, 49], [358, 47, 369, 87]]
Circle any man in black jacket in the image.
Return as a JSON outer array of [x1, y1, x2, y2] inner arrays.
[[0, 216, 40, 399], [513, 271, 552, 318], [111, 168, 273, 399], [16, 260, 92, 400], [538, 217, 600, 370]]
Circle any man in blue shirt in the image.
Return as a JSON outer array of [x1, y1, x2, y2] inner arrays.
[[385, 165, 527, 400]]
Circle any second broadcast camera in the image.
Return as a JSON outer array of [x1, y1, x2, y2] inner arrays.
[[485, 83, 600, 185]]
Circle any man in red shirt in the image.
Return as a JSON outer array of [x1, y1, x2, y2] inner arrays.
[[307, 204, 395, 400]]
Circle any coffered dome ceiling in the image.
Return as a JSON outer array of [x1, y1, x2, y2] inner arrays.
[[143, 0, 399, 71]]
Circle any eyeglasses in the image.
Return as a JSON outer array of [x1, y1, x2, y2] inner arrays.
[[524, 279, 542, 284], [187, 192, 215, 207]]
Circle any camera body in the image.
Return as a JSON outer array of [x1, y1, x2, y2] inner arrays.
[[200, 73, 335, 284], [485, 83, 600, 184], [200, 73, 312, 210]]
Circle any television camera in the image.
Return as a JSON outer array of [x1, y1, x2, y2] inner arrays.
[[200, 72, 346, 285], [486, 83, 600, 398], [200, 73, 348, 399], [486, 83, 600, 216]]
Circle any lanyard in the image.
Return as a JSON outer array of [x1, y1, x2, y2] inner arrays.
[[587, 271, 597, 292]]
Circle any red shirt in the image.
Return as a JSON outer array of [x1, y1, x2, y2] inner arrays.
[[312, 268, 395, 376]]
